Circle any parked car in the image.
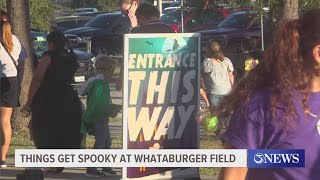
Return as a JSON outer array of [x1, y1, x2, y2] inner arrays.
[[162, 1, 179, 11], [162, 6, 180, 15], [75, 12, 102, 17], [75, 8, 99, 13], [53, 16, 93, 32], [160, 7, 228, 32], [30, 30, 95, 84], [199, 11, 272, 74], [64, 12, 131, 55]]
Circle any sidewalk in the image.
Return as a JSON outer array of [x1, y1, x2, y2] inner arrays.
[[1, 159, 217, 180], [0, 159, 122, 180]]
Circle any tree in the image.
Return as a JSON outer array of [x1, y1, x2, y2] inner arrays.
[[29, 0, 55, 32], [7, 0, 34, 132], [278, 0, 299, 20], [71, 0, 117, 12]]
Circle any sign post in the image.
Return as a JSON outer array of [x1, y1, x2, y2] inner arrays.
[[123, 33, 201, 179]]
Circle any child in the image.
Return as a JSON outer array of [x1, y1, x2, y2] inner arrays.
[[78, 54, 118, 177]]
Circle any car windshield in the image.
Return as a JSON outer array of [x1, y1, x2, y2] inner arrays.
[[32, 36, 48, 54], [76, 9, 94, 13], [84, 14, 117, 28], [160, 11, 180, 24], [56, 19, 90, 29], [218, 12, 254, 28]]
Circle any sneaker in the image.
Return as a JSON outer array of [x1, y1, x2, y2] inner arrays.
[[0, 161, 7, 168], [102, 167, 117, 176], [85, 170, 105, 178]]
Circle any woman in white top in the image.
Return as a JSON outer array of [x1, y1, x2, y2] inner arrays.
[[201, 41, 234, 135], [0, 10, 26, 168]]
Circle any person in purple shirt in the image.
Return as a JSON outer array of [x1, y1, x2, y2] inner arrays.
[[217, 9, 320, 180]]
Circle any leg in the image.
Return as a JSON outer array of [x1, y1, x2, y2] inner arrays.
[[86, 118, 108, 177], [93, 118, 108, 149], [207, 94, 221, 115], [101, 119, 116, 175], [104, 119, 112, 149], [0, 107, 13, 161]]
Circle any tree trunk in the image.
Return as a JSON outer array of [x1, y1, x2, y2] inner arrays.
[[7, 0, 33, 132], [280, 0, 299, 20]]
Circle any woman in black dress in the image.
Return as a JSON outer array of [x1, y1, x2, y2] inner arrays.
[[24, 31, 83, 169]]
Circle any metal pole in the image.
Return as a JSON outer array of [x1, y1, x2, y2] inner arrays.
[[261, 14, 265, 51], [181, 0, 184, 33], [158, 0, 163, 16]]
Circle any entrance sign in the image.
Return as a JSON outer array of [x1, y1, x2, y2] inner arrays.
[[123, 33, 201, 179]]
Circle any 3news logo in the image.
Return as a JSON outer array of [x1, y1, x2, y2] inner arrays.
[[248, 149, 305, 168]]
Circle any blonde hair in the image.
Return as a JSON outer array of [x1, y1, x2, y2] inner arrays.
[[94, 54, 117, 79], [0, 11, 13, 53]]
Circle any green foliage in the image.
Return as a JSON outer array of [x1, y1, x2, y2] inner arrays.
[[30, 0, 55, 32], [300, 0, 320, 12], [0, 0, 5, 9], [71, 0, 118, 12]]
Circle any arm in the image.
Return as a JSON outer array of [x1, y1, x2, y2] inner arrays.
[[200, 88, 210, 107], [218, 143, 248, 180], [225, 58, 235, 87], [25, 55, 51, 108], [229, 72, 234, 87]]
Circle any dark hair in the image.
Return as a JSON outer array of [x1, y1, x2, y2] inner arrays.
[[46, 31, 75, 55], [217, 9, 320, 128], [0, 10, 13, 52], [135, 3, 160, 19], [207, 41, 224, 61]]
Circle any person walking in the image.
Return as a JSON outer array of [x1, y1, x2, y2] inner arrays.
[[23, 31, 83, 173], [201, 41, 234, 113], [78, 55, 118, 177], [0, 10, 27, 168], [201, 41, 234, 135], [218, 9, 320, 180]]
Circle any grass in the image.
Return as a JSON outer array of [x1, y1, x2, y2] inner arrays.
[[109, 116, 122, 123], [9, 131, 222, 176]]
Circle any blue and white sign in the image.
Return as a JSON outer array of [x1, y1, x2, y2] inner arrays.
[[248, 149, 305, 168]]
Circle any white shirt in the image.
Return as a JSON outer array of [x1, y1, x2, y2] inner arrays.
[[0, 35, 22, 78]]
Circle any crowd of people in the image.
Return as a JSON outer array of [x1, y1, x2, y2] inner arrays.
[[0, 0, 320, 179]]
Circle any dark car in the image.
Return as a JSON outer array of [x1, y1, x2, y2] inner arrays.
[[31, 30, 95, 84], [75, 12, 102, 17], [53, 16, 93, 32], [64, 12, 131, 55], [198, 11, 271, 60], [162, 1, 180, 11], [160, 8, 228, 32], [75, 8, 99, 13]]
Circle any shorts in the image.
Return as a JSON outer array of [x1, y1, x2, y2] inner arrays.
[[0, 77, 20, 107]]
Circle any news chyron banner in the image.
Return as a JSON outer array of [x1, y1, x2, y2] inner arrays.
[[123, 33, 201, 179]]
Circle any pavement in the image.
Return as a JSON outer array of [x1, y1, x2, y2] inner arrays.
[[0, 159, 217, 180], [0, 159, 122, 180]]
